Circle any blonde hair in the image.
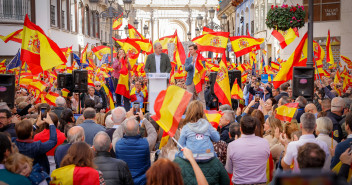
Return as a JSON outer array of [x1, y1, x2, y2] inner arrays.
[[96, 113, 106, 126], [5, 153, 33, 174], [183, 100, 204, 124]]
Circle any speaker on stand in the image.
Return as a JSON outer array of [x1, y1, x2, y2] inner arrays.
[[0, 74, 15, 108], [57, 73, 74, 91], [292, 67, 315, 101]]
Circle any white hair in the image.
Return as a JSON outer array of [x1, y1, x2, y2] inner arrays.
[[55, 96, 66, 107], [94, 81, 101, 86], [331, 97, 345, 112], [111, 107, 126, 124], [153, 42, 162, 48], [105, 115, 114, 128]]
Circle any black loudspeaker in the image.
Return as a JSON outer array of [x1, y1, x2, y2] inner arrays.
[[210, 72, 217, 95], [292, 67, 315, 101], [57, 73, 74, 91], [228, 70, 241, 89], [73, 70, 88, 92], [0, 74, 15, 108]]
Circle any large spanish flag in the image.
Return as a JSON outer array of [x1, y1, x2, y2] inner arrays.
[[192, 32, 229, 53], [112, 13, 123, 30], [230, 36, 264, 57], [275, 103, 299, 122], [21, 15, 66, 75], [326, 30, 334, 65], [154, 34, 176, 54], [0, 29, 23, 43], [113, 37, 141, 67], [128, 24, 145, 40], [214, 52, 231, 106], [50, 164, 100, 185], [272, 32, 308, 89], [115, 58, 130, 99], [134, 39, 153, 55], [173, 31, 186, 66], [151, 85, 192, 137], [230, 79, 243, 99], [92, 45, 117, 60], [202, 27, 214, 35], [271, 28, 299, 49], [204, 110, 222, 129]]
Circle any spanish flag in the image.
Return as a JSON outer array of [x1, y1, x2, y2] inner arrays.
[[151, 85, 192, 137], [204, 110, 222, 129], [113, 37, 141, 67], [115, 58, 130, 99], [313, 41, 325, 61], [272, 32, 308, 89], [271, 28, 299, 49], [102, 83, 115, 111], [241, 72, 248, 83], [1, 29, 23, 43], [192, 32, 229, 53], [61, 46, 72, 59], [202, 27, 214, 35], [266, 153, 274, 183], [341, 66, 349, 79], [50, 164, 100, 185], [61, 88, 70, 98], [343, 75, 351, 92], [341, 56, 352, 67], [21, 15, 66, 75], [214, 52, 231, 106], [173, 31, 186, 66], [128, 24, 145, 39], [154, 34, 176, 54], [236, 63, 247, 73], [159, 131, 170, 149], [275, 103, 299, 122], [28, 80, 48, 92], [326, 30, 334, 65], [193, 51, 206, 93], [206, 61, 219, 72], [112, 13, 123, 30], [44, 92, 60, 106], [92, 45, 117, 60], [230, 36, 264, 57], [271, 61, 280, 71], [230, 79, 243, 100], [134, 39, 153, 55], [81, 43, 89, 65]]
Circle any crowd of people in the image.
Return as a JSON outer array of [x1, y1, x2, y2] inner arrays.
[[1, 43, 352, 185]]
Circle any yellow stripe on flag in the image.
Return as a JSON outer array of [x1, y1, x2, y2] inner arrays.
[[275, 103, 299, 122]]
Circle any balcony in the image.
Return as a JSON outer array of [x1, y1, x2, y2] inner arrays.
[[0, 0, 31, 23], [219, 0, 231, 13]]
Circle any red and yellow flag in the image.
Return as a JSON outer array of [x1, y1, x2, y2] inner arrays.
[[173, 31, 186, 66], [266, 153, 274, 183], [128, 24, 145, 40], [45, 92, 60, 106], [230, 36, 264, 57], [61, 88, 70, 98], [271, 28, 299, 49], [214, 53, 231, 106], [0, 29, 23, 43], [134, 39, 153, 55], [192, 32, 229, 53], [334, 70, 341, 85], [61, 46, 72, 59], [112, 13, 123, 30], [271, 61, 280, 71], [50, 164, 100, 185], [204, 110, 222, 129], [275, 103, 299, 122], [326, 30, 335, 65], [230, 79, 243, 99], [21, 15, 66, 75], [241, 72, 248, 83], [151, 85, 192, 137], [92, 45, 117, 60], [272, 32, 308, 89], [202, 27, 214, 35], [115, 58, 130, 99], [193, 51, 206, 93], [28, 80, 48, 92], [81, 43, 89, 65], [113, 37, 141, 67], [154, 34, 176, 54], [341, 56, 352, 67]]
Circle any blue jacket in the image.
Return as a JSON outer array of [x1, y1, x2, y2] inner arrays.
[[331, 138, 352, 169], [14, 125, 57, 174], [178, 119, 220, 158], [116, 135, 150, 185], [185, 56, 205, 86], [79, 120, 106, 145], [54, 143, 71, 168]]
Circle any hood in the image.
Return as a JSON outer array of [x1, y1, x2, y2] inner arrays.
[[187, 119, 209, 134]]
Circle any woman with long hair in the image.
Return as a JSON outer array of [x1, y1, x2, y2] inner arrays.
[[51, 142, 104, 185], [58, 108, 74, 133]]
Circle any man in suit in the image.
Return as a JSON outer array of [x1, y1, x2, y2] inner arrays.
[[81, 87, 101, 109], [185, 44, 206, 108], [144, 42, 171, 73]]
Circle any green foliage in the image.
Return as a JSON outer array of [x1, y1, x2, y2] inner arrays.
[[266, 4, 306, 31]]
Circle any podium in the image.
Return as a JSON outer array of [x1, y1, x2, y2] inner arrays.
[[147, 73, 169, 114]]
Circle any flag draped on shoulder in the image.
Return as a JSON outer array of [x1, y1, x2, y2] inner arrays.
[[21, 15, 66, 75], [151, 85, 192, 137], [50, 164, 100, 185], [0, 29, 23, 43], [275, 103, 299, 122], [272, 32, 308, 89], [214, 52, 231, 106], [112, 13, 123, 30], [115, 57, 130, 99], [271, 28, 299, 49], [230, 36, 264, 57], [192, 32, 229, 53]]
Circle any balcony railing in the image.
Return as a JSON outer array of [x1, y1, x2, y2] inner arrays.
[[0, 0, 31, 22]]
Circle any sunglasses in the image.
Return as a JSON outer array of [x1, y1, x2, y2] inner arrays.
[[96, 85, 101, 87]]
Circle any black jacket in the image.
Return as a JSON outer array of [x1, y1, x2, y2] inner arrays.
[[274, 92, 289, 102], [220, 123, 232, 144], [95, 89, 107, 109], [0, 123, 16, 138], [327, 112, 344, 142], [94, 151, 134, 185]]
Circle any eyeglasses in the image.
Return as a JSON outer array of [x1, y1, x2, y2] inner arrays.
[[0, 116, 8, 120], [96, 85, 101, 87]]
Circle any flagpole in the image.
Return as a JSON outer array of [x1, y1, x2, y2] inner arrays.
[[171, 137, 183, 149], [18, 60, 22, 86]]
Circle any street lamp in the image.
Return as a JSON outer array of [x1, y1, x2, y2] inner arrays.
[[208, 7, 215, 30], [143, 24, 149, 36], [187, 32, 192, 41], [123, 0, 132, 17], [221, 14, 227, 31], [124, 25, 129, 37], [133, 19, 138, 28], [195, 28, 200, 36], [197, 14, 203, 28]]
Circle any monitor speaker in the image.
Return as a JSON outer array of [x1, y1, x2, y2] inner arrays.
[[0, 74, 15, 108], [57, 73, 74, 91], [73, 70, 88, 92], [228, 70, 241, 89], [210, 72, 217, 95], [292, 67, 314, 101]]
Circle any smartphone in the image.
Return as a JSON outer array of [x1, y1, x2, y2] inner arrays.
[[255, 93, 260, 102], [40, 108, 47, 119], [133, 103, 140, 115]]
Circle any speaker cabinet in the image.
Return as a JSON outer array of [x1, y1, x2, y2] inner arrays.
[[210, 72, 217, 95], [57, 73, 74, 91], [0, 74, 15, 108], [292, 67, 315, 101], [228, 70, 241, 89], [73, 70, 88, 92]]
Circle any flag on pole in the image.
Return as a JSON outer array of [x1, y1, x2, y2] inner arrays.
[[113, 37, 141, 67], [0, 29, 23, 43], [61, 46, 72, 59], [214, 52, 231, 106], [128, 24, 145, 39], [6, 49, 22, 71], [202, 27, 214, 35], [271, 28, 299, 49], [112, 13, 123, 30], [193, 51, 206, 93], [231, 79, 243, 99], [44, 92, 60, 106], [230, 36, 264, 57], [341, 56, 352, 67], [92, 45, 117, 60], [173, 31, 186, 66], [204, 110, 223, 129], [326, 30, 335, 65], [21, 15, 66, 75], [61, 88, 70, 98], [275, 103, 299, 122], [154, 34, 176, 54], [192, 32, 230, 53]]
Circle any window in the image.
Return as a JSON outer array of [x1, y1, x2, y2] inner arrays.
[[61, 0, 67, 29], [90, 10, 94, 37], [78, 2, 83, 34], [50, 0, 57, 26], [260, 4, 264, 30], [84, 6, 89, 35], [255, 6, 259, 32], [251, 20, 254, 35], [303, 0, 340, 22], [70, 0, 76, 32], [0, 0, 31, 21]]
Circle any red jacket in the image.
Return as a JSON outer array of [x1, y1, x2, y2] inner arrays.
[[34, 129, 66, 156]]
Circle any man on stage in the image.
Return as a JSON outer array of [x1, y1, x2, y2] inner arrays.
[[144, 42, 171, 73]]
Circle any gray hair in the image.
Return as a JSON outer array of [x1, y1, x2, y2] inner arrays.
[[122, 117, 139, 136], [111, 107, 126, 124], [67, 126, 85, 144], [93, 131, 111, 152], [219, 104, 232, 112], [295, 96, 307, 108], [222, 110, 235, 123], [279, 96, 290, 105], [153, 42, 162, 48], [301, 113, 316, 133], [331, 97, 345, 112], [94, 81, 101, 86], [316, 117, 333, 135], [83, 107, 96, 119], [105, 115, 114, 128], [55, 96, 66, 107]]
